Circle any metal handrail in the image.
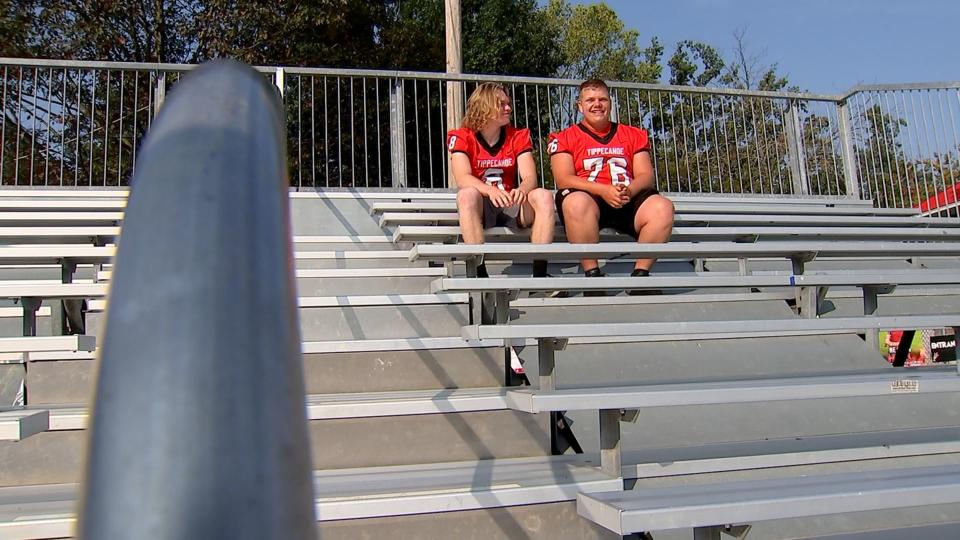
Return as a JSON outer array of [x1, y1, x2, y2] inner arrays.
[[77, 60, 315, 538], [4, 57, 958, 100]]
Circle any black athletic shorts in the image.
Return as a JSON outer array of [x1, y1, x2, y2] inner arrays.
[[555, 187, 660, 238]]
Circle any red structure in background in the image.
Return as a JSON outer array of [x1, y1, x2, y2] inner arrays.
[[917, 182, 960, 214]]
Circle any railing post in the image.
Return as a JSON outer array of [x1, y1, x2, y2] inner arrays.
[[785, 99, 810, 196], [153, 72, 166, 116], [837, 98, 861, 199], [274, 67, 285, 98], [389, 78, 408, 188], [78, 60, 315, 539]]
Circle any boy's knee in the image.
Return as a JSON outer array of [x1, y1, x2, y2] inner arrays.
[[457, 187, 483, 211]]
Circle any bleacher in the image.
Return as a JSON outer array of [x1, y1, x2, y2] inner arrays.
[[1, 62, 960, 539]]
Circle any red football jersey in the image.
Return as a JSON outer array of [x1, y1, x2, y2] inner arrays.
[[547, 123, 650, 187], [446, 126, 533, 192]]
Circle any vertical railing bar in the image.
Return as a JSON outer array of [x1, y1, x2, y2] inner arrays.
[[362, 77, 369, 187], [678, 94, 695, 192], [859, 93, 883, 206], [876, 92, 904, 207], [709, 94, 723, 193], [663, 92, 679, 192], [824, 103, 840, 195], [75, 70, 82, 184], [766, 98, 782, 194], [738, 95, 754, 194], [695, 94, 709, 192], [776, 100, 795, 194], [546, 84, 555, 134], [826, 104, 843, 196], [725, 95, 744, 193], [851, 93, 877, 199], [60, 68, 69, 185], [693, 95, 706, 193], [375, 78, 382, 188], [29, 67, 39, 185], [103, 70, 111, 186], [413, 80, 421, 188], [924, 89, 950, 209], [311, 76, 316, 188], [117, 70, 124, 186], [42, 68, 53, 185], [645, 91, 662, 189], [13, 67, 23, 184], [132, 71, 138, 178], [336, 77, 343, 187], [914, 89, 935, 209], [440, 80, 447, 187], [855, 94, 876, 202], [349, 76, 356, 186], [297, 75, 303, 188], [0, 66, 9, 182], [146, 72, 153, 133], [943, 89, 960, 216], [88, 68, 96, 186], [535, 85, 546, 187], [871, 92, 892, 207], [748, 98, 765, 194], [884, 92, 908, 207], [426, 80, 434, 190], [852, 95, 869, 200], [902, 90, 924, 208], [814, 102, 830, 195], [895, 91, 919, 207], [0, 66, 7, 181], [323, 76, 329, 187], [758, 98, 778, 194], [806, 101, 823, 195]]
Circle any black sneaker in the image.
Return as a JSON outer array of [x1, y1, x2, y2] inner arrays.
[[583, 267, 608, 297], [627, 268, 661, 296]]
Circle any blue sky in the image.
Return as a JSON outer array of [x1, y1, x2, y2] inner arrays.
[[568, 0, 959, 94]]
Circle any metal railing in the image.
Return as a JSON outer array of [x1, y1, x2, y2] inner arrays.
[[2, 57, 959, 216], [78, 60, 315, 538]]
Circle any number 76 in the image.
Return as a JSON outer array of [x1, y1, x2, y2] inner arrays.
[[583, 157, 630, 185]]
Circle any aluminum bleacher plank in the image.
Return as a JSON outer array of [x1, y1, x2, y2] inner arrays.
[[0, 283, 107, 299], [577, 463, 960, 535], [410, 241, 960, 263], [505, 368, 960, 413], [296, 267, 447, 278], [0, 335, 94, 354], [0, 200, 126, 211], [301, 336, 502, 354], [465, 314, 960, 341], [305, 387, 509, 419], [42, 387, 512, 431], [371, 200, 906, 216], [0, 410, 49, 441], [674, 214, 959, 227], [434, 272, 960, 295], [0, 455, 621, 534], [624, 426, 960, 479], [313, 455, 621, 521]]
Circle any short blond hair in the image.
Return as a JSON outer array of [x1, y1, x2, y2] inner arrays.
[[462, 82, 508, 131]]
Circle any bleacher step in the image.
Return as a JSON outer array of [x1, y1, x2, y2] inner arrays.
[[506, 368, 960, 412], [0, 455, 621, 538], [577, 463, 960, 536]]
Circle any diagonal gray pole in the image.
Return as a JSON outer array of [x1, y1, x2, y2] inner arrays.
[[77, 60, 315, 539]]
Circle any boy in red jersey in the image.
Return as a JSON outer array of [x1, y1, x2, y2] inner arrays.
[[448, 82, 555, 278], [548, 79, 674, 294]]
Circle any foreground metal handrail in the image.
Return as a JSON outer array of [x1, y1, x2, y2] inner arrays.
[[77, 60, 315, 538]]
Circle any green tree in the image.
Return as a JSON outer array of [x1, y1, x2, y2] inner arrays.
[[544, 0, 661, 82]]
